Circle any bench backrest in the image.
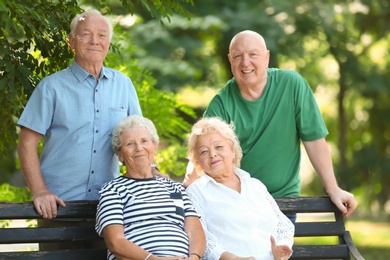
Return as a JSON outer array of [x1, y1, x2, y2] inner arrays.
[[275, 196, 363, 260], [0, 200, 105, 260], [0, 197, 363, 260]]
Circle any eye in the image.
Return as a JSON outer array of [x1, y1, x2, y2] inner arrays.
[[199, 149, 208, 155], [250, 53, 259, 58], [233, 54, 242, 60]]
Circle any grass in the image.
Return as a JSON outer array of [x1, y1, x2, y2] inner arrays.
[[294, 214, 390, 260]]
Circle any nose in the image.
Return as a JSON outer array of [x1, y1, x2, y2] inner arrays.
[[241, 54, 251, 66], [89, 34, 99, 44], [134, 142, 143, 151], [210, 153, 216, 158]]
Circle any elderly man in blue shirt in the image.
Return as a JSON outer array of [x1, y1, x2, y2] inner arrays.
[[17, 9, 142, 222]]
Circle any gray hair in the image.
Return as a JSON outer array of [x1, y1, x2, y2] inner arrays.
[[111, 115, 159, 152], [70, 9, 113, 41], [187, 117, 242, 169]]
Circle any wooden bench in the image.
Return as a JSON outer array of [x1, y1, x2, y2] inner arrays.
[[0, 200, 106, 260], [0, 197, 364, 260], [275, 196, 365, 260]]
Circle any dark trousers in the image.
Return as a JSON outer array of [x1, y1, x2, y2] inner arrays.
[[285, 213, 297, 223]]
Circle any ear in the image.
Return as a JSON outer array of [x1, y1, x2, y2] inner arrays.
[[115, 150, 122, 161], [68, 35, 75, 50]]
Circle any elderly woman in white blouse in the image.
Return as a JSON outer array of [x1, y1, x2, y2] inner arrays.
[[185, 117, 294, 260]]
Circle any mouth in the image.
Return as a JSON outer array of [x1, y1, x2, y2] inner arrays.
[[241, 69, 254, 74], [210, 159, 221, 165]]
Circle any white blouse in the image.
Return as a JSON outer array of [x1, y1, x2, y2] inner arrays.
[[186, 168, 294, 260]]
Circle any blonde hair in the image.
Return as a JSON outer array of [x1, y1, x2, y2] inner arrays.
[[187, 117, 242, 172]]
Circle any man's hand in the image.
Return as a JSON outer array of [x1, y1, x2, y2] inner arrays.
[[32, 189, 66, 219], [328, 188, 357, 217], [182, 162, 201, 188]]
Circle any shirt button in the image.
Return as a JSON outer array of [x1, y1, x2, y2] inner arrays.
[[88, 189, 91, 192], [94, 150, 96, 153], [91, 171, 94, 174], [96, 109, 100, 113], [95, 130, 99, 133]]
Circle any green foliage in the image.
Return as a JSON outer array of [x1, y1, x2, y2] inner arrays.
[[128, 0, 390, 217], [105, 27, 196, 177], [0, 0, 196, 204], [0, 183, 31, 202], [0, 0, 81, 157]]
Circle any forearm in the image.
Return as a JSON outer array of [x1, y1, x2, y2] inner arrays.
[[303, 138, 339, 194], [106, 237, 148, 260], [185, 217, 206, 258], [17, 129, 48, 197]]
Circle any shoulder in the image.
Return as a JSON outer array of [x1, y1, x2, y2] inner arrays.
[[268, 68, 304, 81], [236, 168, 268, 191], [103, 67, 131, 80], [100, 177, 130, 192], [186, 176, 210, 194], [37, 67, 71, 86]]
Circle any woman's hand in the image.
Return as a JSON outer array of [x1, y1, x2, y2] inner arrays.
[[270, 236, 293, 260]]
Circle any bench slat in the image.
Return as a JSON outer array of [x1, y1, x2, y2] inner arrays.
[[291, 244, 349, 259], [0, 226, 101, 243], [294, 222, 346, 236], [0, 201, 98, 219], [0, 249, 107, 260], [275, 196, 339, 213]]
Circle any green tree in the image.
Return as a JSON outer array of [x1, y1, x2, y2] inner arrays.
[[127, 0, 390, 216], [0, 0, 195, 184]]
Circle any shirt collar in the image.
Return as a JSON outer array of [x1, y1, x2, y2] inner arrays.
[[202, 167, 250, 184], [70, 60, 110, 82]]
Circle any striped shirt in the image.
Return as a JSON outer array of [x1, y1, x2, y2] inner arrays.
[[95, 176, 199, 259]]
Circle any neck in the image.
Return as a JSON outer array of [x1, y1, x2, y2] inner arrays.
[[124, 166, 153, 179], [238, 82, 266, 101], [214, 171, 241, 193], [76, 59, 103, 81]]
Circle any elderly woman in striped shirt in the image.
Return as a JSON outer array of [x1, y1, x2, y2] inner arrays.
[[95, 115, 205, 260]]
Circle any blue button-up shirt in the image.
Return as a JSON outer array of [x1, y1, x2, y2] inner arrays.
[[18, 61, 142, 200]]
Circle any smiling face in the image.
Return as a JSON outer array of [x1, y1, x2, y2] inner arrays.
[[228, 31, 270, 90], [116, 126, 156, 176], [68, 14, 110, 68], [195, 132, 235, 178]]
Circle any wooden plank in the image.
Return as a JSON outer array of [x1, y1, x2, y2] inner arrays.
[[0, 201, 98, 219], [275, 196, 339, 213], [0, 226, 101, 243], [0, 248, 107, 260], [294, 222, 346, 236], [291, 244, 349, 259]]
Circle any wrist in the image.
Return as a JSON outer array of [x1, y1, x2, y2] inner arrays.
[[190, 253, 202, 259]]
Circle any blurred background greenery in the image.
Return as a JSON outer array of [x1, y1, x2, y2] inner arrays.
[[1, 0, 389, 258]]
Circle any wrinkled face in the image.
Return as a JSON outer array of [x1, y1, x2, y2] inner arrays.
[[228, 32, 270, 88], [68, 14, 110, 66], [195, 132, 235, 177], [116, 126, 156, 170]]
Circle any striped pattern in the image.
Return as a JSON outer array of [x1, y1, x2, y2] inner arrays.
[[96, 176, 199, 259]]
